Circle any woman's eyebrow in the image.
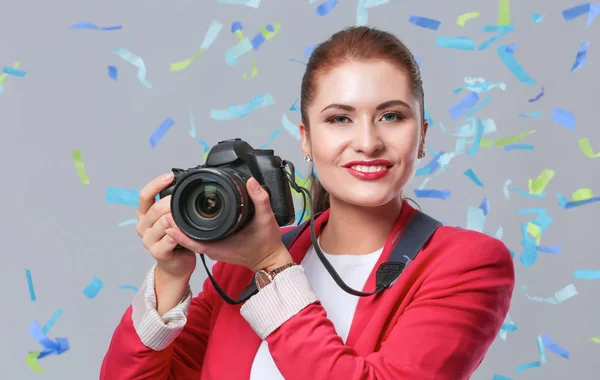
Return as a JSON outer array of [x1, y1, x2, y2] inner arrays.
[[320, 100, 412, 113]]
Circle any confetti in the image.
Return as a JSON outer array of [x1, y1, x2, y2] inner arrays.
[[118, 218, 137, 226], [536, 335, 547, 364], [578, 137, 600, 158], [408, 15, 441, 30], [69, 22, 122, 31], [356, 0, 389, 26], [281, 113, 300, 140], [571, 41, 590, 72], [2, 66, 27, 77], [590, 337, 600, 343], [304, 45, 315, 58], [573, 269, 600, 280], [479, 25, 514, 51], [150, 117, 175, 148], [26, 352, 44, 372], [492, 375, 512, 380], [537, 245, 561, 254], [528, 87, 544, 102], [225, 38, 254, 66], [414, 189, 451, 199], [519, 112, 542, 118], [531, 12, 544, 22], [435, 36, 475, 50], [42, 308, 64, 335], [542, 334, 569, 359], [211, 93, 275, 120], [561, 3, 600, 27], [515, 361, 540, 373], [170, 20, 223, 72], [316, 0, 339, 16], [522, 284, 578, 304], [466, 119, 484, 155], [528, 169, 555, 195], [290, 98, 300, 111], [83, 276, 104, 299], [188, 112, 197, 139], [117, 285, 139, 292], [457, 11, 481, 27], [72, 150, 90, 184], [25, 269, 36, 301], [448, 92, 479, 119], [232, 21, 259, 79], [466, 206, 486, 232], [105, 187, 140, 207], [28, 321, 70, 359], [107, 65, 117, 80], [464, 168, 484, 186], [260, 130, 281, 148], [216, 0, 261, 7], [503, 179, 511, 199], [496, 44, 535, 84], [497, 0, 511, 25], [504, 144, 534, 151], [551, 107, 575, 130], [466, 95, 492, 118], [112, 47, 152, 88]]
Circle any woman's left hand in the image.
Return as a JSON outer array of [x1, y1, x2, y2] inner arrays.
[[164, 177, 293, 273]]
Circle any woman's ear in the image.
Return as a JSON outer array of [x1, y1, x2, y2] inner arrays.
[[299, 123, 311, 157], [419, 119, 429, 153]]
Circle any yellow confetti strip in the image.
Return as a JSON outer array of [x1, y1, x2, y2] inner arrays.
[[497, 0, 511, 25], [590, 337, 600, 343], [26, 352, 44, 372], [234, 29, 258, 80], [481, 130, 536, 148], [528, 168, 554, 195], [0, 61, 20, 85], [457, 11, 481, 27], [578, 137, 600, 158], [170, 48, 205, 72], [572, 188, 594, 202], [526, 222, 541, 245], [72, 150, 90, 184]]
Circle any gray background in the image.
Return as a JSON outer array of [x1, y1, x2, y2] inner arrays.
[[1, 0, 599, 379]]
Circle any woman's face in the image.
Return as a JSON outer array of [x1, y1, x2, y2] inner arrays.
[[300, 60, 427, 208]]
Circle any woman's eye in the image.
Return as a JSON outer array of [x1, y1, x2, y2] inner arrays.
[[380, 112, 403, 122], [329, 115, 351, 124]]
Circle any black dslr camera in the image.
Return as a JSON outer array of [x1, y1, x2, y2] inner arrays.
[[159, 138, 296, 241]]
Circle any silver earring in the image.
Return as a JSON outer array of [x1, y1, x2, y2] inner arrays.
[[418, 151, 426, 159], [303, 155, 312, 162]]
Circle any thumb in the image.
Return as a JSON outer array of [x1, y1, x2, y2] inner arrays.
[[246, 177, 271, 213]]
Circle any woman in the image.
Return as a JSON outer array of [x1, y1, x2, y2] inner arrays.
[[101, 26, 514, 379]]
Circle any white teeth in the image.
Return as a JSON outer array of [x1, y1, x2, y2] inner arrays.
[[350, 165, 387, 173]]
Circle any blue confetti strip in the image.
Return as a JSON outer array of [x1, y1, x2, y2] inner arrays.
[[466, 118, 484, 156], [105, 187, 140, 207], [497, 44, 536, 84], [465, 94, 492, 118], [464, 168, 484, 186], [551, 107, 575, 130], [542, 333, 570, 358], [290, 98, 300, 111], [28, 321, 70, 359], [83, 276, 104, 299], [531, 12, 544, 23], [260, 130, 281, 148], [316, 0, 338, 16], [414, 189, 451, 199], [112, 47, 152, 88], [573, 269, 600, 280], [216, 0, 262, 8], [211, 93, 275, 120], [571, 41, 590, 72], [515, 361, 541, 372], [2, 67, 27, 77], [117, 285, 140, 292], [435, 36, 475, 50], [282, 113, 300, 140], [415, 151, 444, 176], [69, 22, 122, 31], [41, 308, 64, 335], [562, 3, 590, 21], [107, 65, 117, 80], [25, 269, 36, 301], [504, 144, 534, 151], [408, 15, 441, 30], [449, 92, 479, 120], [537, 245, 561, 254], [150, 117, 175, 148]]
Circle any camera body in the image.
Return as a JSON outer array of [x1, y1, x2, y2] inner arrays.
[[159, 138, 295, 241]]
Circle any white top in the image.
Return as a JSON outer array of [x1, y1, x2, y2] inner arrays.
[[250, 241, 383, 379], [131, 238, 383, 379]]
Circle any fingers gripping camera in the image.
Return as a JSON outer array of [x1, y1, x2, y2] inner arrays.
[[159, 138, 296, 242]]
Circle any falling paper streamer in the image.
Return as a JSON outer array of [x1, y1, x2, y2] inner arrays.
[[2, 66, 27, 77], [522, 284, 578, 304], [589, 4, 600, 27], [408, 15, 441, 30], [497, 44, 535, 84], [118, 285, 140, 292], [531, 12, 544, 22], [435, 37, 475, 50], [112, 47, 152, 88], [503, 179, 511, 200], [591, 337, 600, 343], [504, 144, 534, 151], [504, 43, 517, 54], [282, 114, 300, 140], [528, 87, 544, 102], [290, 98, 300, 111], [118, 218, 137, 226], [449, 92, 479, 119], [170, 20, 223, 72], [464, 169, 484, 186], [107, 65, 117, 80], [304, 45, 315, 58], [551, 107, 575, 130], [414, 189, 451, 200], [561, 3, 600, 27], [316, 0, 339, 16], [536, 335, 547, 364], [492, 375, 512, 380], [211, 93, 275, 120], [356, 0, 390, 26], [528, 169, 555, 195], [69, 22, 122, 31], [578, 137, 600, 158], [260, 130, 281, 148], [573, 269, 600, 280], [26, 353, 44, 373], [466, 119, 484, 156], [0, 61, 19, 85], [41, 308, 63, 335], [150, 117, 175, 148], [232, 21, 259, 79], [249, 23, 281, 51], [479, 25, 514, 51], [542, 334, 570, 359], [519, 112, 542, 118], [465, 95, 492, 118], [28, 321, 70, 359], [106, 187, 140, 207], [571, 41, 590, 72], [515, 362, 540, 373], [489, 130, 536, 147], [188, 112, 197, 139], [72, 150, 90, 184], [466, 206, 486, 232], [497, 0, 511, 25], [225, 38, 255, 66], [83, 276, 104, 299], [457, 11, 480, 26], [25, 269, 36, 301], [216, 0, 262, 7]]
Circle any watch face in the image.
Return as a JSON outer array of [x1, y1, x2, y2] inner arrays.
[[255, 270, 271, 290]]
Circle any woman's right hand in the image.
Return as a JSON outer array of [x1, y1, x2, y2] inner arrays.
[[136, 172, 197, 282]]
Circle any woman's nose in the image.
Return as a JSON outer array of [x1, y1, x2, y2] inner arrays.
[[351, 121, 384, 155]]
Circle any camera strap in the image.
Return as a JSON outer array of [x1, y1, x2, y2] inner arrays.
[[205, 207, 441, 305]]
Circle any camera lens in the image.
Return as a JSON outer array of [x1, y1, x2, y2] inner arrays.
[[170, 168, 253, 241], [195, 186, 223, 219]]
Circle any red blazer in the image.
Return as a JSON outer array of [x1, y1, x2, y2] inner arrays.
[[101, 202, 514, 379]]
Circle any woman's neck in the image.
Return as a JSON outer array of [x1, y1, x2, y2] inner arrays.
[[318, 196, 403, 256]]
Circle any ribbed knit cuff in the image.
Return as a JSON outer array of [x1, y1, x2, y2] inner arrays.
[[240, 265, 317, 340], [131, 264, 192, 351]]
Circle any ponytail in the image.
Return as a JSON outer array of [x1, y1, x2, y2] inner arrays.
[[308, 165, 330, 214]]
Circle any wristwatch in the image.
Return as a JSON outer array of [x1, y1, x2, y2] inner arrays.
[[254, 263, 296, 291]]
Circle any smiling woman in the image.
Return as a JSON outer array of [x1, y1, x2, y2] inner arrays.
[[101, 26, 514, 380]]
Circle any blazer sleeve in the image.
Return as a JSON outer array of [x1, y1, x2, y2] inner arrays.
[[245, 235, 515, 380], [100, 262, 225, 379]]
